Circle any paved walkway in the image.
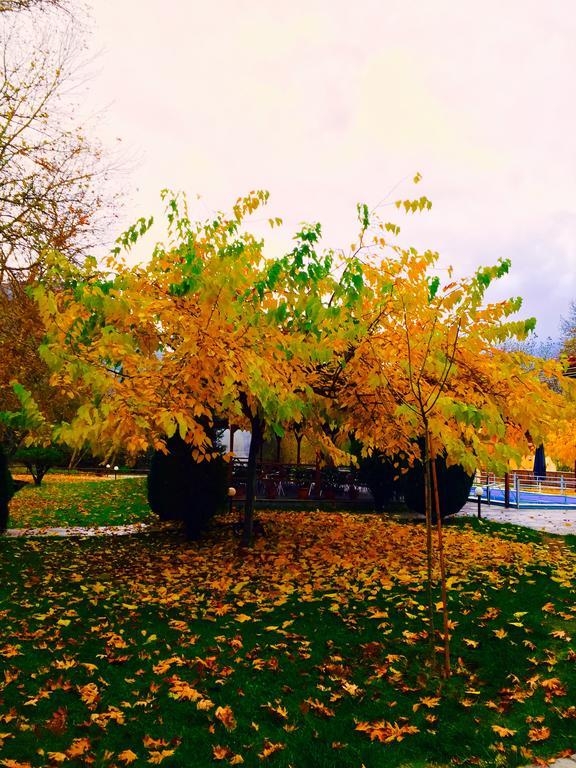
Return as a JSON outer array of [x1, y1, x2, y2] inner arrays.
[[457, 501, 576, 535], [3, 520, 178, 538]]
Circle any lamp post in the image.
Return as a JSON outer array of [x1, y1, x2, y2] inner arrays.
[[475, 486, 483, 519], [113, 465, 119, 480], [106, 463, 111, 477]]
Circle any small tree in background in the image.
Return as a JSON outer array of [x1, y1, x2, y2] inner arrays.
[[337, 199, 571, 678], [560, 300, 576, 358], [13, 444, 64, 485]]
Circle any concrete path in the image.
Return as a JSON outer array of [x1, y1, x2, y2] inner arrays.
[[457, 501, 576, 535], [534, 757, 576, 768], [3, 520, 178, 538]]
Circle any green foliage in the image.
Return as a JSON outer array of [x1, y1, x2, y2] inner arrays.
[[0, 443, 14, 531], [0, 382, 49, 448], [147, 434, 228, 539]]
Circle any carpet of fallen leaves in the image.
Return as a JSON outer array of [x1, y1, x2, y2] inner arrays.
[[8, 477, 153, 529], [0, 510, 575, 768]]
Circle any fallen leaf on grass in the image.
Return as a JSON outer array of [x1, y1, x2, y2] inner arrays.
[[1, 762, 32, 768], [67, 739, 91, 758], [356, 720, 419, 743], [212, 745, 231, 761], [215, 705, 237, 731], [258, 741, 285, 760], [118, 750, 138, 764], [528, 726, 551, 742]]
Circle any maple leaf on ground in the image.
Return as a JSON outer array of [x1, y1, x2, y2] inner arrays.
[[303, 698, 335, 718], [419, 696, 440, 708], [212, 745, 231, 761], [143, 736, 169, 749], [491, 725, 516, 737], [118, 750, 138, 765], [168, 676, 203, 702], [153, 656, 185, 675], [528, 726, 551, 742], [66, 738, 91, 758], [45, 707, 68, 735], [258, 740, 285, 760], [78, 682, 99, 708], [215, 705, 237, 731], [0, 762, 32, 768], [342, 681, 362, 697], [90, 706, 125, 728], [261, 702, 288, 721], [355, 720, 420, 743], [147, 750, 175, 764]]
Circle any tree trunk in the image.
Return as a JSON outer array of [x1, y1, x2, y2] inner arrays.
[[0, 501, 8, 533], [422, 435, 436, 670], [295, 433, 303, 466], [429, 438, 451, 678], [242, 416, 264, 546], [227, 426, 236, 487]]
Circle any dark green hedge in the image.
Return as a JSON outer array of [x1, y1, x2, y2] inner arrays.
[[0, 445, 14, 532], [402, 455, 474, 520], [357, 447, 473, 519], [147, 433, 228, 538]]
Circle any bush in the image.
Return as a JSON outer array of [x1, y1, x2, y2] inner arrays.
[[14, 445, 65, 486], [403, 455, 474, 520], [147, 433, 228, 538], [357, 446, 473, 519], [0, 444, 14, 532], [357, 451, 406, 510]]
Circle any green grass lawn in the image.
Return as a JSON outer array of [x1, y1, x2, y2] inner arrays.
[[8, 475, 154, 528], [1, 505, 575, 767]]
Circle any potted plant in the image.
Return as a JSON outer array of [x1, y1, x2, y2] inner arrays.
[[322, 467, 343, 500], [291, 467, 311, 499]]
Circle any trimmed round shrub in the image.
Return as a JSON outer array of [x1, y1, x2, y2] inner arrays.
[[0, 445, 15, 532], [357, 444, 473, 519], [357, 451, 407, 510], [403, 456, 474, 520], [147, 433, 228, 538]]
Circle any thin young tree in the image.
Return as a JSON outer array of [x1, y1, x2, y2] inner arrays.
[[338, 226, 569, 678]]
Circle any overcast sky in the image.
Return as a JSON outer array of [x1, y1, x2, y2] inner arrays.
[[83, 0, 576, 338]]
